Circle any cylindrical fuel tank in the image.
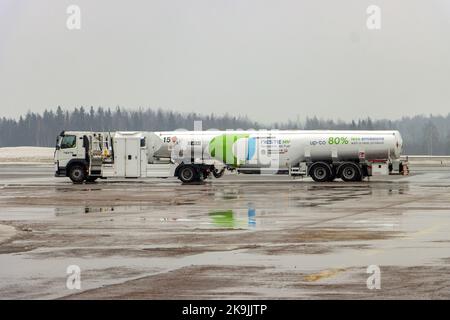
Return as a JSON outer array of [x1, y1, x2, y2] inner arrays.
[[153, 130, 403, 168], [291, 130, 403, 162]]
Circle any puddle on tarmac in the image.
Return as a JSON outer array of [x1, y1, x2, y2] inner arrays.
[[56, 206, 147, 215], [0, 204, 259, 230], [211, 182, 409, 205], [0, 205, 155, 220], [208, 206, 257, 229], [0, 182, 409, 230]]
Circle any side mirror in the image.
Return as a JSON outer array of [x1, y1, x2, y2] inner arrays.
[[82, 136, 89, 148]]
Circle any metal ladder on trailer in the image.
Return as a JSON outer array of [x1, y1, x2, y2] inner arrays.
[[88, 134, 106, 177]]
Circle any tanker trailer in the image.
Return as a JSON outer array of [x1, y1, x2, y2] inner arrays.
[[155, 130, 404, 183]]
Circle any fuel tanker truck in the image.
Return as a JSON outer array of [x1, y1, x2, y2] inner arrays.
[[54, 130, 405, 183]]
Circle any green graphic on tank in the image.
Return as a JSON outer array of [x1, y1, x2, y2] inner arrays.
[[208, 133, 250, 166]]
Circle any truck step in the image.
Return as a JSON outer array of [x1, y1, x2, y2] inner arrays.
[[289, 167, 306, 176]]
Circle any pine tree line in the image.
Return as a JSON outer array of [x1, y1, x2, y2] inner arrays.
[[0, 106, 259, 148], [1, 106, 450, 155]]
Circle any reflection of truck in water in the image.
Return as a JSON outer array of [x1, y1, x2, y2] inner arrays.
[[54, 130, 405, 184]]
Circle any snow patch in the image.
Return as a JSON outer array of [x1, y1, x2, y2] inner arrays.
[[0, 147, 54, 163]]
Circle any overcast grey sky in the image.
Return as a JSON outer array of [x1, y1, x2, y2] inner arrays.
[[0, 0, 450, 123]]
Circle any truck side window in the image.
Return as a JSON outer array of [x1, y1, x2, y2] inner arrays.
[[61, 135, 77, 149]]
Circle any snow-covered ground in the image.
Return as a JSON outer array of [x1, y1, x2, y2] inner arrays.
[[0, 147, 54, 164]]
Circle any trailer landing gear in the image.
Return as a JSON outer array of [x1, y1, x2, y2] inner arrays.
[[212, 168, 225, 178]]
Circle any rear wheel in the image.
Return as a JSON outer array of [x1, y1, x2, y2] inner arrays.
[[340, 163, 362, 182], [178, 165, 198, 183], [309, 162, 331, 182], [68, 165, 86, 184]]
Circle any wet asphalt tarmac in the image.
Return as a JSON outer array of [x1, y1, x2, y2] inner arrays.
[[1, 164, 450, 299]]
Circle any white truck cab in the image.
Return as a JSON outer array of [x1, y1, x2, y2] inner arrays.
[[55, 131, 89, 181]]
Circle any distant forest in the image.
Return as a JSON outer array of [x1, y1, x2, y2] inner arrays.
[[1, 106, 450, 155]]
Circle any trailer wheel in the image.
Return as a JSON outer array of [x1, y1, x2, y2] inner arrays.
[[340, 163, 362, 182], [68, 165, 86, 184], [309, 162, 331, 182], [178, 165, 198, 183]]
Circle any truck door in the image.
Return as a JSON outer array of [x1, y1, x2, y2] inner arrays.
[[113, 138, 126, 177], [58, 134, 84, 167], [125, 138, 140, 177]]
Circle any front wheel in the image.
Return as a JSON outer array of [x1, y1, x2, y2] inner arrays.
[[68, 165, 86, 184]]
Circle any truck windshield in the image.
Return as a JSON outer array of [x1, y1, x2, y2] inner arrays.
[[60, 135, 77, 149]]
